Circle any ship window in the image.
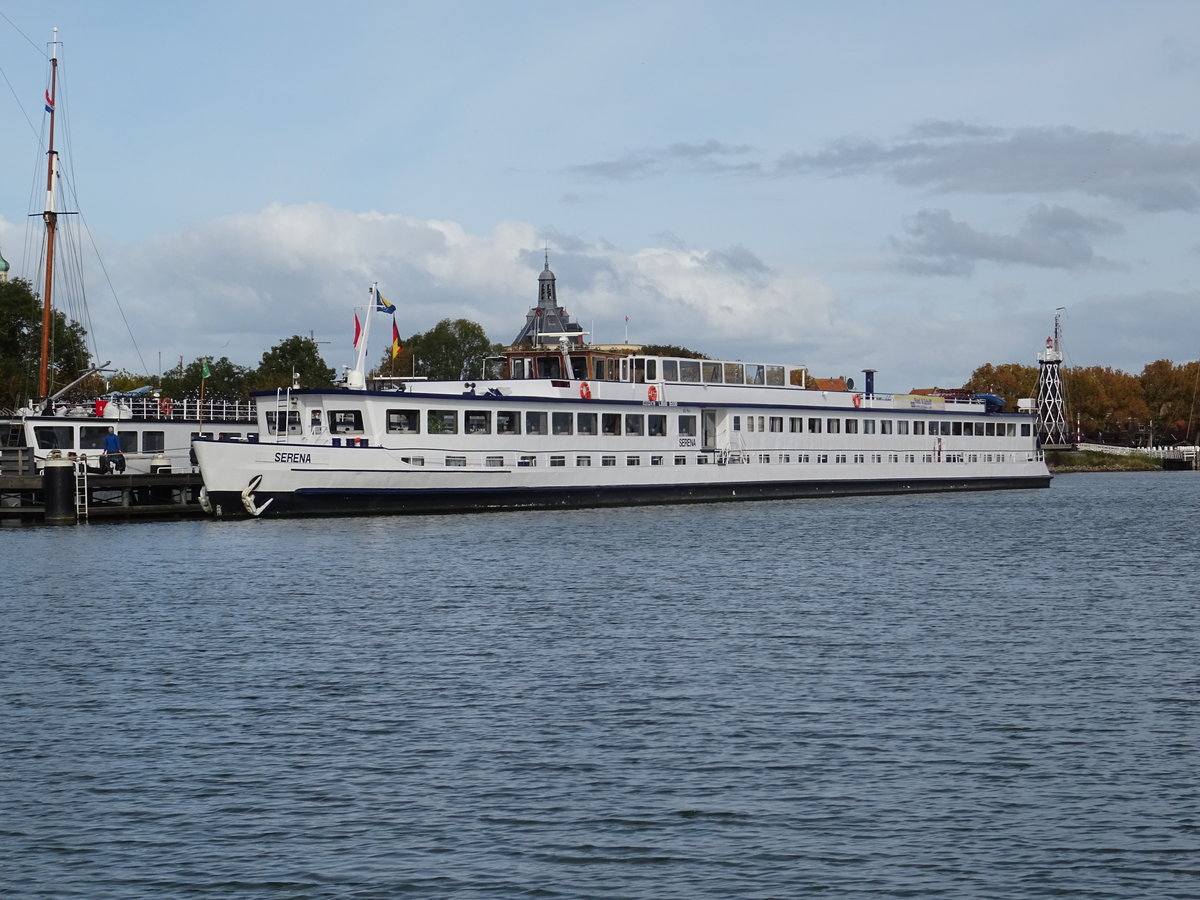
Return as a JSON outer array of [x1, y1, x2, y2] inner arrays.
[[912, 421, 924, 435], [624, 414, 645, 436], [486, 456, 505, 467], [446, 456, 466, 467], [678, 415, 697, 437], [940, 422, 952, 436], [550, 455, 566, 467], [952, 421, 963, 436], [387, 409, 419, 433], [510, 358, 526, 379], [808, 418, 821, 433], [497, 410, 521, 434], [608, 359, 618, 380], [1020, 423, 1031, 436], [733, 416, 741, 431], [675, 455, 687, 465], [697, 455, 709, 464], [986, 422, 996, 436], [570, 356, 588, 379], [780, 453, 790, 463], [863, 420, 875, 434], [465, 411, 492, 434], [525, 411, 548, 435], [880, 420, 892, 434], [663, 360, 679, 381], [648, 415, 667, 437], [702, 361, 722, 383], [552, 412, 573, 435], [758, 416, 765, 431], [747, 417, 755, 432], [817, 453, 828, 463], [329, 410, 364, 434], [576, 455, 592, 466], [143, 431, 165, 452], [218, 433, 242, 442], [577, 412, 598, 435], [80, 425, 109, 449], [620, 359, 629, 382], [265, 411, 302, 435], [646, 360, 657, 381], [401, 456, 425, 466], [745, 364, 764, 385], [590, 359, 604, 381], [679, 360, 701, 383], [428, 410, 458, 434], [975, 423, 986, 436], [836, 454, 847, 463], [602, 455, 617, 466], [759, 453, 770, 464], [602, 413, 621, 435], [651, 455, 664, 465], [845, 419, 858, 434], [723, 363, 744, 384], [765, 365, 785, 386], [789, 417, 803, 433], [855, 453, 865, 463], [518, 455, 537, 467], [627, 455, 641, 466], [826, 418, 841, 434]]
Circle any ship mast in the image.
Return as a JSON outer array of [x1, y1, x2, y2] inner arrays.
[[37, 28, 61, 401]]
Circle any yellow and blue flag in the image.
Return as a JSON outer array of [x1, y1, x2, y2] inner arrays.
[[375, 292, 396, 315]]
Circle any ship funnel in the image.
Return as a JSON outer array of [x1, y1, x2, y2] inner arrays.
[[863, 369, 876, 398]]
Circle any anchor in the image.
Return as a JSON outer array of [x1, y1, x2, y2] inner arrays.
[[241, 474, 274, 517]]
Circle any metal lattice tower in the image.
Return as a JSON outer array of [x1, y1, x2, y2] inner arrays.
[[1036, 311, 1070, 447]]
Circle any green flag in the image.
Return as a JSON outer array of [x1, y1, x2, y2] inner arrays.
[[201, 361, 211, 379]]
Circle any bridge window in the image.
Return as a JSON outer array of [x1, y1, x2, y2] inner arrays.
[[387, 409, 419, 433], [329, 410, 364, 434], [428, 410, 458, 434], [265, 411, 302, 435]]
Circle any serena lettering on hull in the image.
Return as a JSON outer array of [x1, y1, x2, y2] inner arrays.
[[193, 262, 1050, 518]]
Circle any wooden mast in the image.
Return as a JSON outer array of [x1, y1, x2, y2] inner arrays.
[[37, 28, 61, 401]]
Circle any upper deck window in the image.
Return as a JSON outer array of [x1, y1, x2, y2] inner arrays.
[[663, 360, 679, 381], [745, 364, 764, 385], [702, 361, 722, 383], [723, 363, 744, 384], [765, 365, 785, 386], [679, 360, 701, 383]]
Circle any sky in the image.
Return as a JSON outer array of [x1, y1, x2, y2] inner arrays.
[[2, 0, 1200, 393]]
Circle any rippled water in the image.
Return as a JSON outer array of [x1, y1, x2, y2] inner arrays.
[[3, 473, 1198, 898]]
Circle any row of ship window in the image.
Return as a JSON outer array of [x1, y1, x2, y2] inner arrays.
[[400, 451, 1027, 468], [266, 409, 1029, 438]]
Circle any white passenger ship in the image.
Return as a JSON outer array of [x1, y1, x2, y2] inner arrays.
[[193, 263, 1051, 518]]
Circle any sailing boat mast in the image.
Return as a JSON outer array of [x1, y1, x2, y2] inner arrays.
[[37, 28, 61, 401]]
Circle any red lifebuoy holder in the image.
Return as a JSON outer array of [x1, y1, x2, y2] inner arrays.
[[647, 386, 658, 402], [579, 381, 592, 399], [852, 393, 862, 408], [160, 397, 174, 416]]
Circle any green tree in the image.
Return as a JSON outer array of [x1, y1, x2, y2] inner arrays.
[[0, 276, 92, 408], [639, 344, 709, 359], [161, 356, 250, 401], [382, 318, 494, 381], [252, 335, 335, 391]]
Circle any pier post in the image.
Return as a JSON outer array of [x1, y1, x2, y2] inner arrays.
[[43, 457, 76, 525]]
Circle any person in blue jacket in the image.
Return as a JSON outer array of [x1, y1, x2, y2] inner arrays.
[[101, 426, 126, 474]]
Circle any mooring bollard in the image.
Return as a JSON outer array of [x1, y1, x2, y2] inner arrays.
[[43, 457, 77, 525]]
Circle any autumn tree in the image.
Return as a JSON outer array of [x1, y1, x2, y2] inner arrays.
[[961, 363, 1039, 412]]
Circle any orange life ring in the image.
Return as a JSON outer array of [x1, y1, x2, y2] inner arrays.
[[160, 397, 174, 416], [579, 381, 592, 399], [647, 385, 658, 402], [852, 393, 862, 408]]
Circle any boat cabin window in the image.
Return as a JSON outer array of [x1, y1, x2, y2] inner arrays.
[[679, 360, 701, 383], [428, 410, 458, 434], [525, 411, 548, 435], [387, 409, 420, 433], [881, 421, 893, 434], [329, 410, 364, 434], [808, 418, 821, 433], [702, 361, 722, 383], [602, 413, 621, 436], [577, 412, 598, 435], [80, 425, 111, 450], [912, 422, 924, 435], [621, 359, 629, 382], [607, 359, 618, 380], [465, 411, 492, 434], [570, 356, 588, 379], [591, 359, 606, 381], [625, 414, 645, 436], [511, 357, 528, 379], [678, 415, 697, 437], [265, 411, 302, 435], [790, 417, 803, 433], [827, 418, 841, 434], [35, 426, 74, 449], [732, 416, 741, 431], [1021, 423, 1031, 436], [765, 365, 785, 386], [537, 357, 562, 379], [552, 412, 573, 435], [143, 431, 165, 452], [663, 360, 679, 381], [863, 420, 875, 434], [648, 415, 667, 437], [497, 410, 521, 434], [724, 363, 744, 384], [845, 419, 858, 434], [745, 364, 764, 385]]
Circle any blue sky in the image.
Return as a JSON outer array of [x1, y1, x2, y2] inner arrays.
[[2, 1, 1200, 393]]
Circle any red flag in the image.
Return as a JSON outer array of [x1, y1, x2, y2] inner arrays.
[[391, 320, 402, 358], [353, 313, 362, 347]]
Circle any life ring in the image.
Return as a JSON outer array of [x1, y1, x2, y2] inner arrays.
[[647, 385, 658, 402], [160, 397, 174, 416], [579, 381, 592, 399], [852, 393, 862, 408]]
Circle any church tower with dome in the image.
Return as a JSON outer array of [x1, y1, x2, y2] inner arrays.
[[509, 253, 586, 347]]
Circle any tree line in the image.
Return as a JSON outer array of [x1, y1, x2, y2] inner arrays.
[[4, 275, 1196, 443]]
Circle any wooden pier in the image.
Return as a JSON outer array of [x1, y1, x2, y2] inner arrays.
[[0, 469, 209, 523]]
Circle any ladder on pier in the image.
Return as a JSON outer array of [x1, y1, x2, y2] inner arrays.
[[74, 465, 89, 521]]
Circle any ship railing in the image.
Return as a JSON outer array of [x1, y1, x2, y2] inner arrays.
[[63, 397, 258, 421]]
